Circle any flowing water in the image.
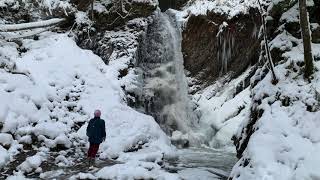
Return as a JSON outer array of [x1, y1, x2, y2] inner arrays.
[[137, 10, 198, 136], [164, 147, 237, 179], [136, 9, 237, 179]]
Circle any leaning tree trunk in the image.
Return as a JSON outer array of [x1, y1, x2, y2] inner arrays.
[[257, 0, 278, 84], [299, 0, 314, 78]]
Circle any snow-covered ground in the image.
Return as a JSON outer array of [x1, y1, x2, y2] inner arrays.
[[231, 41, 320, 180], [0, 32, 176, 178]]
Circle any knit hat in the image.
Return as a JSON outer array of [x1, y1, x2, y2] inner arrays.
[[94, 110, 101, 117]]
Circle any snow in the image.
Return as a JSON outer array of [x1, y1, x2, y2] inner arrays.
[[193, 69, 253, 149], [69, 173, 97, 180], [96, 160, 179, 180], [41, 0, 72, 15], [0, 0, 17, 8], [0, 39, 18, 71], [0, 32, 173, 175], [230, 37, 320, 180], [280, 3, 299, 23], [180, 0, 259, 18], [6, 174, 32, 180], [0, 133, 13, 147], [270, 31, 298, 52], [18, 152, 46, 173], [0, 145, 10, 168], [75, 11, 92, 25], [178, 168, 220, 180]]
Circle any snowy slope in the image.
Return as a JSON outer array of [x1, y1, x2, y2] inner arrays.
[[0, 32, 173, 177], [193, 71, 252, 149], [230, 41, 320, 180]]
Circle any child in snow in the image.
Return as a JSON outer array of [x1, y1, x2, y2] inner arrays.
[[86, 110, 106, 166]]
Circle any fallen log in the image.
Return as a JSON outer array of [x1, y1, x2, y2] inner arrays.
[[0, 18, 65, 32]]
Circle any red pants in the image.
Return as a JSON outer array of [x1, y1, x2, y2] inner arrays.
[[87, 143, 100, 158]]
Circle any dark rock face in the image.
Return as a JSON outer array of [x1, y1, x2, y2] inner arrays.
[[182, 9, 261, 92], [75, 1, 157, 63], [312, 25, 320, 43], [158, 0, 189, 11], [70, 0, 93, 11]]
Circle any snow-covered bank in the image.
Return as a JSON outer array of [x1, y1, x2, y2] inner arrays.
[[193, 71, 252, 149], [0, 32, 173, 177], [231, 42, 320, 180], [230, 0, 320, 177]]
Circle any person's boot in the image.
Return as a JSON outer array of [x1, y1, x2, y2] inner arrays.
[[88, 157, 92, 167]]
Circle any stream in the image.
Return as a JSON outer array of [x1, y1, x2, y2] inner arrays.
[[165, 147, 237, 179]]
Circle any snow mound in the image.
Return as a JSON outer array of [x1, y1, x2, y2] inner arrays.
[[0, 133, 13, 147]]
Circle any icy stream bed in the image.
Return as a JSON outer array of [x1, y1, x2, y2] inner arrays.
[[165, 147, 237, 179]]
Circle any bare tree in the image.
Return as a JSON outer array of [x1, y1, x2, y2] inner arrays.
[[257, 0, 278, 84], [299, 0, 314, 78]]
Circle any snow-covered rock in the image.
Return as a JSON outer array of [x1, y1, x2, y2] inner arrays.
[[0, 133, 13, 147], [0, 145, 10, 168], [18, 152, 46, 173]]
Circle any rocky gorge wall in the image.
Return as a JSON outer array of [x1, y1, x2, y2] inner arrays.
[[181, 9, 261, 93]]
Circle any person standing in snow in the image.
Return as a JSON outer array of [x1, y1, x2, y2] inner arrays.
[[86, 110, 106, 166]]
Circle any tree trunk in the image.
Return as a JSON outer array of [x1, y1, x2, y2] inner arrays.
[[299, 0, 314, 78], [257, 0, 278, 84], [91, 0, 94, 20]]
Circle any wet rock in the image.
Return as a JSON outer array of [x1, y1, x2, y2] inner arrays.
[[312, 23, 320, 43], [159, 0, 189, 11], [171, 131, 189, 148], [171, 138, 189, 148], [70, 0, 93, 11], [124, 140, 147, 153], [268, 0, 295, 20], [182, 8, 261, 91], [284, 21, 301, 38], [233, 107, 264, 158]]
